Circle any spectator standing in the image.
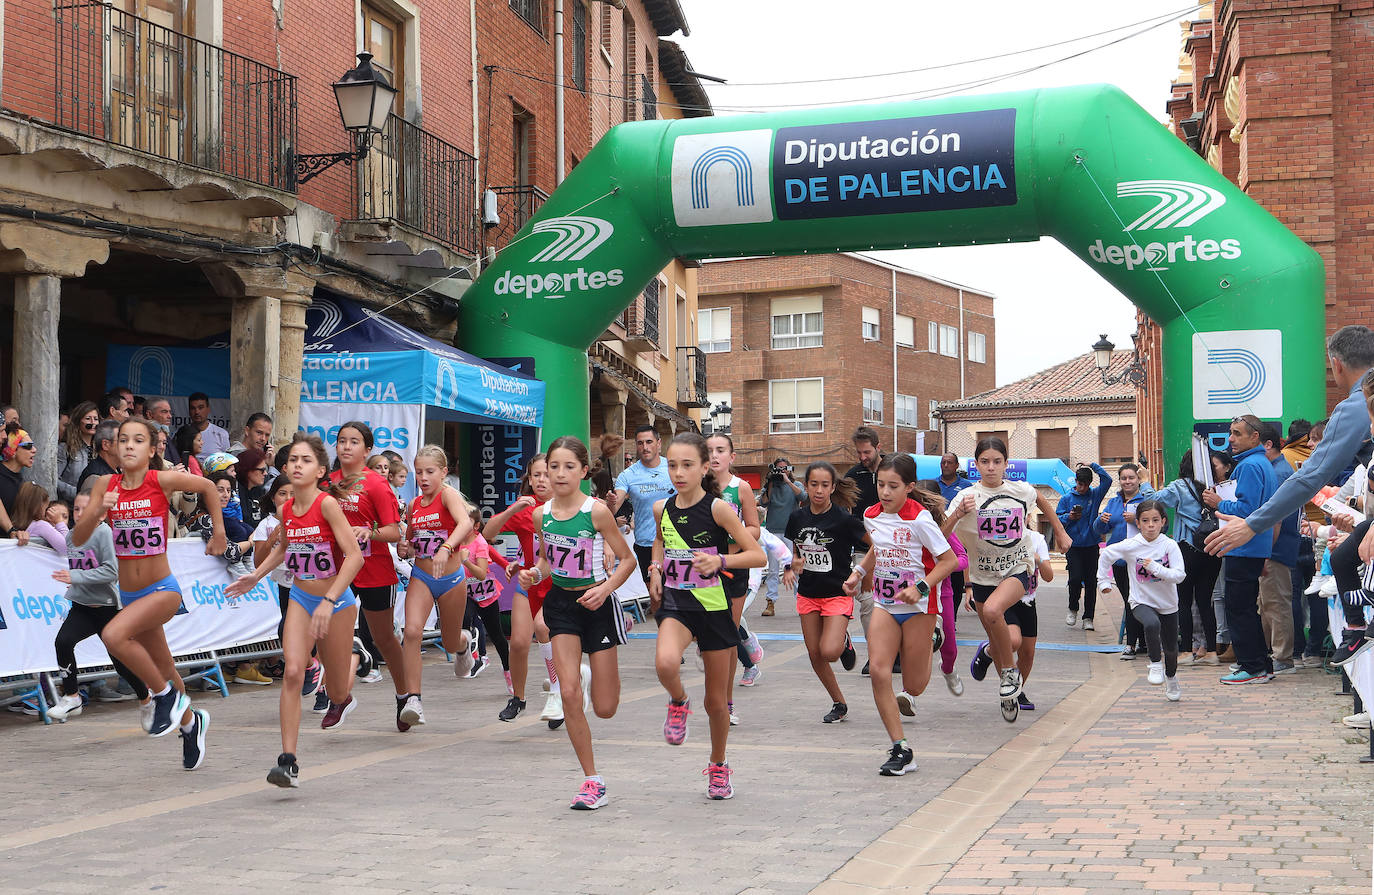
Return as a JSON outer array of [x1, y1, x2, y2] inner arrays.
[[1, 405, 17, 426], [612, 425, 676, 583], [1207, 325, 1374, 557], [918, 450, 975, 622], [228, 412, 273, 456], [56, 401, 99, 502], [174, 425, 205, 477], [75, 420, 120, 492], [1204, 414, 1279, 684], [145, 399, 181, 466], [757, 456, 803, 616], [590, 433, 623, 500], [187, 392, 230, 460], [844, 426, 887, 648], [1258, 422, 1299, 674], [0, 423, 35, 535], [1056, 462, 1113, 630], [97, 391, 128, 423], [235, 448, 270, 529]]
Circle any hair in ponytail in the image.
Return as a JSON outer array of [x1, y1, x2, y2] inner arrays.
[[668, 432, 722, 498], [803, 461, 858, 511]]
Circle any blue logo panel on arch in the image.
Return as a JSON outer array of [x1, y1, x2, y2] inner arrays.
[[423, 355, 544, 427]]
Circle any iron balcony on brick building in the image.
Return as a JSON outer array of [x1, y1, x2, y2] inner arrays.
[[675, 345, 709, 407]]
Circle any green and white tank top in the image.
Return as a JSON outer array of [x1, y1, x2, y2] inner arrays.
[[659, 494, 730, 612], [720, 475, 745, 545], [539, 497, 607, 589]]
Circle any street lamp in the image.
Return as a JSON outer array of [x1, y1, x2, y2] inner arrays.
[[709, 400, 733, 435], [1091, 333, 1148, 389], [292, 53, 397, 186]]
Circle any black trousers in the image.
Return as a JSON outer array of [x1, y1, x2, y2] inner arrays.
[[1224, 555, 1271, 674], [464, 598, 511, 671], [54, 603, 149, 699], [1114, 563, 1144, 650], [1177, 542, 1221, 652], [1065, 546, 1099, 618], [1331, 518, 1373, 628]]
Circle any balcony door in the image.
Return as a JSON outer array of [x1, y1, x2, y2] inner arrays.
[[360, 4, 414, 223], [110, 0, 188, 160]]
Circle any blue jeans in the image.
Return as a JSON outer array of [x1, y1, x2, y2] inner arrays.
[[1223, 556, 1270, 675]]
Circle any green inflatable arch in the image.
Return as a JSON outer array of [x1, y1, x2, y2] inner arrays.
[[460, 84, 1324, 471]]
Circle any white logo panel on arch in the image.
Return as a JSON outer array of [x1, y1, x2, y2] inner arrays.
[[671, 130, 775, 227], [1192, 330, 1282, 420]]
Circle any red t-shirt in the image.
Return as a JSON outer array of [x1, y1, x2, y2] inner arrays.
[[502, 501, 550, 603], [330, 468, 401, 588]]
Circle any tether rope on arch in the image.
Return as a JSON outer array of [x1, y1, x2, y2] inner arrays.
[[1073, 157, 1255, 419]]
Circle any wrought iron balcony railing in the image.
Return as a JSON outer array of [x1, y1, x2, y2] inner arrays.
[[53, 1, 297, 191], [483, 184, 549, 252], [352, 114, 479, 255], [676, 346, 709, 407]]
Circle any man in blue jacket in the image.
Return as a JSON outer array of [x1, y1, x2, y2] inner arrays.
[[1204, 414, 1279, 683], [1057, 462, 1112, 630], [1258, 422, 1300, 674], [1094, 463, 1154, 654]]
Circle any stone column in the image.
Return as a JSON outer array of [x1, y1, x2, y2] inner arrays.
[[598, 381, 628, 476], [0, 224, 108, 493], [204, 264, 315, 451]]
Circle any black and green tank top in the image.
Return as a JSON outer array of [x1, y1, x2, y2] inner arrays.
[[659, 494, 730, 612]]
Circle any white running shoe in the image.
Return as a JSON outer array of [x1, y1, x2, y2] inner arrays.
[[540, 688, 564, 722], [1305, 573, 1328, 596], [997, 667, 1022, 700], [694, 647, 705, 672], [1082, 619, 1095, 631], [360, 669, 384, 684], [46, 693, 84, 722], [453, 632, 475, 678], [1147, 662, 1165, 685], [1065, 610, 1077, 627], [139, 697, 155, 732], [943, 670, 964, 696], [1343, 711, 1371, 728], [399, 695, 425, 726], [581, 661, 592, 714], [1320, 576, 1338, 597], [1164, 676, 1182, 701], [895, 690, 916, 717]]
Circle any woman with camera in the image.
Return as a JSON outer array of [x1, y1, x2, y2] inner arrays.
[[757, 457, 803, 616]]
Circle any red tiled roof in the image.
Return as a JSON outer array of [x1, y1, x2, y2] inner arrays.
[[938, 351, 1136, 412]]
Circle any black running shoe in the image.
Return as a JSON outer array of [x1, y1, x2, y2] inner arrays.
[[180, 708, 209, 771], [1017, 692, 1035, 711], [267, 753, 299, 788], [498, 696, 526, 722], [840, 634, 857, 671], [1332, 629, 1369, 667], [312, 690, 330, 713], [879, 743, 914, 777], [860, 660, 871, 677], [969, 642, 992, 682], [892, 655, 901, 675], [822, 701, 848, 723], [353, 636, 373, 678], [148, 687, 189, 737]]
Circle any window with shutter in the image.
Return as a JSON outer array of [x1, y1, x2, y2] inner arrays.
[[1098, 425, 1135, 464], [1036, 428, 1070, 462]]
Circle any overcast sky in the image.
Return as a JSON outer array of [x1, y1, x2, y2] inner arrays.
[[678, 0, 1197, 389]]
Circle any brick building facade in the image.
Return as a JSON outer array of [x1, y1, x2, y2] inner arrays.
[[1141, 0, 1374, 464], [697, 253, 995, 477]]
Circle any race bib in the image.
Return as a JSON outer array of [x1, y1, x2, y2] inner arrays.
[[111, 517, 166, 557], [663, 547, 720, 590], [286, 542, 336, 580], [1134, 556, 1163, 583], [976, 506, 1025, 543], [799, 543, 832, 573], [68, 548, 99, 571], [410, 529, 449, 559], [545, 533, 594, 579], [874, 568, 917, 606]]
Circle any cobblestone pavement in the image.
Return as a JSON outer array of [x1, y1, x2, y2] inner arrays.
[[3, 580, 1370, 894]]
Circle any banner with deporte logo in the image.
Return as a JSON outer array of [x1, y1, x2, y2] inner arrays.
[[0, 539, 280, 677]]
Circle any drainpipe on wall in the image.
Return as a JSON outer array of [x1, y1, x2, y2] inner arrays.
[[891, 267, 898, 450], [958, 288, 965, 399], [555, 0, 565, 184]]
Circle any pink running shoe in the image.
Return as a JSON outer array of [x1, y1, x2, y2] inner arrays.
[[503, 670, 514, 696], [663, 698, 691, 745], [569, 778, 607, 810], [744, 631, 764, 665], [704, 762, 733, 800]]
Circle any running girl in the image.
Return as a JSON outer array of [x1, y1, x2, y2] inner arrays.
[[943, 437, 1070, 707], [459, 506, 512, 687], [484, 454, 557, 724], [330, 423, 406, 731], [1098, 499, 1186, 700], [650, 433, 765, 799], [227, 433, 365, 786], [71, 418, 226, 770], [846, 454, 958, 776], [517, 436, 636, 809], [784, 461, 870, 724], [972, 529, 1054, 714], [706, 433, 764, 721], [394, 446, 473, 724]]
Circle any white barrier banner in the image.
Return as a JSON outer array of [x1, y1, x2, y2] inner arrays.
[[0, 539, 280, 677], [297, 400, 423, 505]]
